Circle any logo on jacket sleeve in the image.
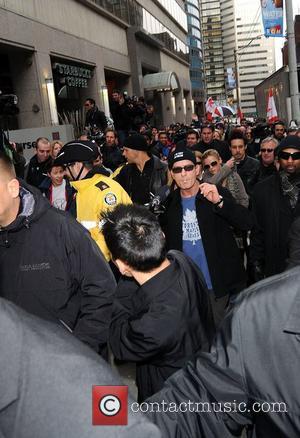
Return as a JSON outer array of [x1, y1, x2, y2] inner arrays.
[[104, 193, 117, 206]]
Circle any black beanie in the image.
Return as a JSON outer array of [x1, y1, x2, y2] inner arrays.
[[123, 134, 149, 152]]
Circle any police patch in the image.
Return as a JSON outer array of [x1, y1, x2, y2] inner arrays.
[[104, 193, 117, 206]]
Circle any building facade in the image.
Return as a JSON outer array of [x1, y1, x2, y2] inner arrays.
[[199, 0, 226, 101], [185, 0, 206, 116], [0, 0, 192, 141]]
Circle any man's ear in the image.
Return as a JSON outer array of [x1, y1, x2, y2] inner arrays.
[[8, 178, 20, 199], [114, 259, 133, 277]]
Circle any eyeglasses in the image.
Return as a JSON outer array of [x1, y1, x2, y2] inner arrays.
[[278, 151, 300, 160], [203, 161, 218, 171], [172, 164, 195, 174], [261, 148, 274, 153]]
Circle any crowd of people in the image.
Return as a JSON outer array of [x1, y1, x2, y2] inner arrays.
[[1, 95, 300, 437]]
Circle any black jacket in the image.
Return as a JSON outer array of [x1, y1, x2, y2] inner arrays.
[[101, 143, 125, 171], [0, 182, 116, 355], [109, 251, 215, 402], [26, 155, 52, 188], [252, 158, 277, 186], [250, 173, 300, 277], [115, 155, 168, 204], [0, 298, 160, 438], [161, 187, 253, 297], [85, 106, 107, 132], [110, 101, 133, 131], [193, 139, 231, 162], [236, 155, 260, 196], [147, 267, 300, 438]]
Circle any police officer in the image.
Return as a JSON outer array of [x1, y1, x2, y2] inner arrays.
[[54, 140, 131, 260]]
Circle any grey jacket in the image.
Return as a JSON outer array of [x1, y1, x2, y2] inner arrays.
[[0, 298, 160, 438]]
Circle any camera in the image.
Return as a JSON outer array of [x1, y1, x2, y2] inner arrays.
[[0, 92, 19, 116]]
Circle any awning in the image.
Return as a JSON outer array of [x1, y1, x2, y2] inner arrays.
[[143, 71, 180, 92]]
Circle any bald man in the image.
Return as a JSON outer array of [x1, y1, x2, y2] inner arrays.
[[0, 152, 116, 357]]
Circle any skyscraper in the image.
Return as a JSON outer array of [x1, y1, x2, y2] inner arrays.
[[185, 0, 206, 115]]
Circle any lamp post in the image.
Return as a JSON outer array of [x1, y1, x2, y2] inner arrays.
[[286, 0, 300, 121]]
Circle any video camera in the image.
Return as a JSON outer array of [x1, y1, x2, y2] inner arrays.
[[0, 92, 19, 117]]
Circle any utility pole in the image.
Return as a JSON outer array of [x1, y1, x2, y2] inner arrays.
[[286, 0, 300, 121], [234, 48, 240, 112]]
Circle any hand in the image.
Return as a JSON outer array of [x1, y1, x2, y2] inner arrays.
[[225, 157, 235, 168], [199, 183, 222, 204]]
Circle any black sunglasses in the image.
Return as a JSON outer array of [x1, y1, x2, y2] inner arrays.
[[261, 148, 274, 153], [203, 161, 218, 171], [172, 164, 195, 174], [278, 151, 300, 160]]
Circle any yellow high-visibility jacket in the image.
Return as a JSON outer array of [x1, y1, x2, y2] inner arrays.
[[71, 174, 132, 260]]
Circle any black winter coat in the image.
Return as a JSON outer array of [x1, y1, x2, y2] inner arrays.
[[236, 155, 260, 196], [109, 251, 215, 402], [147, 267, 300, 438], [250, 173, 300, 277], [115, 155, 168, 204], [85, 106, 107, 131], [0, 182, 116, 355], [161, 187, 253, 297], [26, 155, 52, 188]]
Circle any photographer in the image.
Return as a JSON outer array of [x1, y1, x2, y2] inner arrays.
[[110, 90, 134, 146], [84, 98, 107, 134]]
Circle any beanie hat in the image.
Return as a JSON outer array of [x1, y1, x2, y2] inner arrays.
[[123, 134, 149, 152], [168, 147, 196, 169], [276, 135, 300, 155]]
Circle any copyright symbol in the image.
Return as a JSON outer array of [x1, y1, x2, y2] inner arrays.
[[99, 395, 121, 417]]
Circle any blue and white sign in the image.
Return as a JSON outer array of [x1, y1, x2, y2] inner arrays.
[[260, 0, 284, 37]]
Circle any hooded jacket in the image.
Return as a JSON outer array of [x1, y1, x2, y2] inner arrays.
[[0, 181, 116, 355]]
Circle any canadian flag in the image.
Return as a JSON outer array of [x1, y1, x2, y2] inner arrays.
[[266, 88, 279, 124], [205, 97, 222, 119], [237, 107, 244, 124]]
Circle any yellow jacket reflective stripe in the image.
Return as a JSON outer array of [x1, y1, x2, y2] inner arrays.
[[71, 174, 132, 261]]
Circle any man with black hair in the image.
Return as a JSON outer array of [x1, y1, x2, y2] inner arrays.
[[273, 120, 286, 141], [84, 98, 107, 133], [229, 129, 260, 196], [115, 134, 168, 205], [102, 204, 215, 402], [0, 152, 116, 357], [101, 128, 124, 172], [54, 140, 131, 261], [195, 124, 231, 162]]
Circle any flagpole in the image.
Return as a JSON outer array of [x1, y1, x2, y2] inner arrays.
[[286, 0, 300, 122]]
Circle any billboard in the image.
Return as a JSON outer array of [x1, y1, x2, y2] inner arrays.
[[260, 0, 284, 37]]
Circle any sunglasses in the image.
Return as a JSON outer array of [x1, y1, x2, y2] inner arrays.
[[172, 164, 195, 174], [203, 161, 218, 171], [261, 148, 274, 153], [278, 151, 300, 160]]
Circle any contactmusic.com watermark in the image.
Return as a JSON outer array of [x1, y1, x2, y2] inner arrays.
[[92, 386, 288, 426]]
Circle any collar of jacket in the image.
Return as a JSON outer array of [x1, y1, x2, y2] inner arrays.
[[284, 279, 300, 334], [70, 173, 110, 192], [3, 184, 50, 233]]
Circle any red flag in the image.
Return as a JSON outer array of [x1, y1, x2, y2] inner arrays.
[[236, 107, 244, 124], [266, 88, 279, 123]]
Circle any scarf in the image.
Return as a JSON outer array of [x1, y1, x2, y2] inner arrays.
[[279, 171, 300, 209]]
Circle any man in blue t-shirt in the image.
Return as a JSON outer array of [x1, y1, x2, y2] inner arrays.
[[161, 148, 253, 326]]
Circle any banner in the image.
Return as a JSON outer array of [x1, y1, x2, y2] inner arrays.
[[226, 67, 236, 90], [260, 0, 283, 37]]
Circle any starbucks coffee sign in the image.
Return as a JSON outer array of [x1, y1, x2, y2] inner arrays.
[[52, 62, 93, 88]]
